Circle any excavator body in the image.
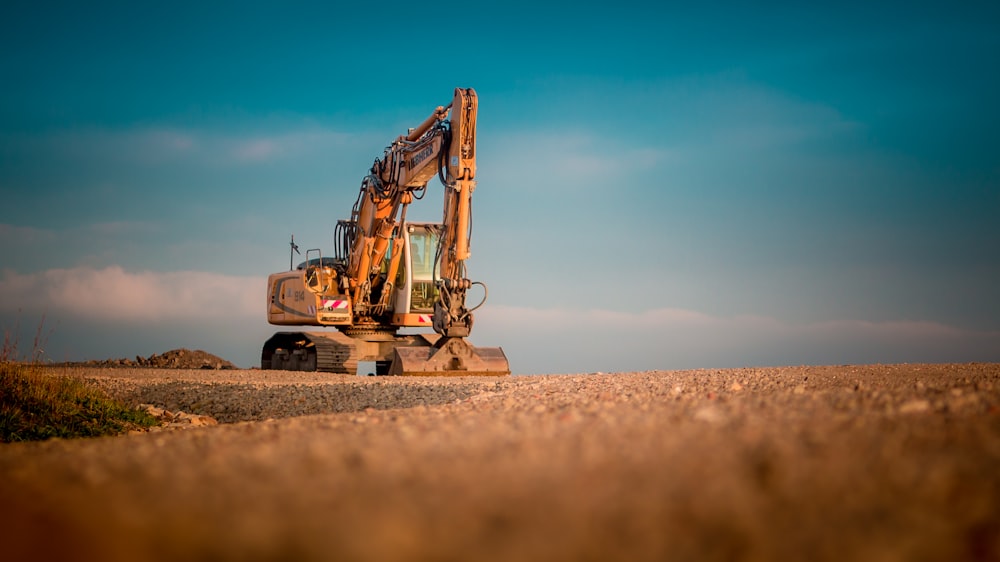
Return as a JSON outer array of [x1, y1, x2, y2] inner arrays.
[[263, 223, 508, 375]]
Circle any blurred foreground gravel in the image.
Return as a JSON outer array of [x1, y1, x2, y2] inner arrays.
[[2, 363, 1000, 561]]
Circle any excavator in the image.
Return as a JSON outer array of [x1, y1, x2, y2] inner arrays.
[[261, 88, 510, 376]]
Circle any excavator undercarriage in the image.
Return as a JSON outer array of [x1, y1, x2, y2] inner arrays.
[[261, 330, 509, 376]]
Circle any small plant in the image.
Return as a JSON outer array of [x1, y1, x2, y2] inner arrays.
[[1, 317, 159, 442], [1, 312, 52, 364], [0, 362, 160, 442]]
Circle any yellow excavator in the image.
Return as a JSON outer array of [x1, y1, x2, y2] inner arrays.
[[262, 88, 510, 376]]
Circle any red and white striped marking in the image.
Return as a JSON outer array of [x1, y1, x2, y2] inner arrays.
[[322, 299, 349, 310]]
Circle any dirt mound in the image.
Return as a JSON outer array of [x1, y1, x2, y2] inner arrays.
[[64, 349, 237, 370]]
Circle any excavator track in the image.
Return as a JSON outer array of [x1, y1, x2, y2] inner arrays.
[[261, 331, 509, 376], [309, 332, 359, 373], [261, 331, 358, 374]]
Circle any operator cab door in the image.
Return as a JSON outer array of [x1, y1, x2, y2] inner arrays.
[[393, 223, 441, 326]]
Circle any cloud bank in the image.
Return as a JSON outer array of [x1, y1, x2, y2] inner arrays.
[[473, 305, 1000, 374], [1, 267, 997, 371], [0, 266, 261, 322]]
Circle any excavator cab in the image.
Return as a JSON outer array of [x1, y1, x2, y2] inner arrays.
[[393, 223, 442, 321]]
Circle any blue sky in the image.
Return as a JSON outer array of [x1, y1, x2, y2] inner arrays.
[[2, 2, 998, 372]]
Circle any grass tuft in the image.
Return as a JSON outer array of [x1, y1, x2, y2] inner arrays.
[[2, 322, 161, 442], [1, 362, 160, 442]]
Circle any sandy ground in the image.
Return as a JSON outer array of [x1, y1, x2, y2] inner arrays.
[[2, 363, 1000, 561]]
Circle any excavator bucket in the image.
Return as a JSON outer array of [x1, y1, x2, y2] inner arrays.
[[389, 337, 510, 376]]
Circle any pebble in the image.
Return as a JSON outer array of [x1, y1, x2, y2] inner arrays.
[[898, 399, 931, 414]]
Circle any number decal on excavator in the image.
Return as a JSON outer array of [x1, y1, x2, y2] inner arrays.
[[273, 278, 317, 319], [284, 287, 306, 302]]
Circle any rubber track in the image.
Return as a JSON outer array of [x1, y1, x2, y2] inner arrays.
[[305, 331, 358, 374]]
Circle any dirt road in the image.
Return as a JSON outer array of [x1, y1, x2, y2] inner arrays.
[[2, 363, 999, 561]]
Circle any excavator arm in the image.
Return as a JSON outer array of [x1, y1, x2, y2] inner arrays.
[[346, 88, 480, 337]]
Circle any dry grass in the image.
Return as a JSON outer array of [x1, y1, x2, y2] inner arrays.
[[1, 320, 159, 442]]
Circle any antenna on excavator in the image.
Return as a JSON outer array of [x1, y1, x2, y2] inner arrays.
[[289, 234, 300, 270]]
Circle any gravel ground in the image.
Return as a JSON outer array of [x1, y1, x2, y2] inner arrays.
[[2, 363, 1000, 561]]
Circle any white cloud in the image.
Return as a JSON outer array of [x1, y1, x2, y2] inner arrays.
[[690, 82, 861, 148], [199, 128, 362, 165], [84, 221, 161, 236], [0, 266, 262, 322], [482, 130, 676, 192], [231, 138, 280, 162], [140, 129, 196, 152], [0, 124, 364, 171], [0, 223, 57, 244], [2, 270, 995, 372], [472, 305, 1000, 374], [223, 130, 361, 163], [34, 128, 197, 165], [1, 221, 167, 273]]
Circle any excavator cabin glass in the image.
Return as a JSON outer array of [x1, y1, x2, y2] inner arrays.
[[398, 223, 441, 314]]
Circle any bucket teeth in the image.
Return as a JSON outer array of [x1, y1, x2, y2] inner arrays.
[[390, 337, 509, 376]]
